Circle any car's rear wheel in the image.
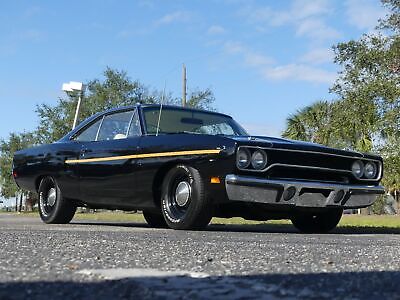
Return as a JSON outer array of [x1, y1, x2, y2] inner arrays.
[[290, 209, 343, 233], [38, 177, 76, 224], [143, 210, 168, 228], [161, 165, 212, 230]]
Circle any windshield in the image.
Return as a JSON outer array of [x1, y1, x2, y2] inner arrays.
[[143, 107, 248, 136]]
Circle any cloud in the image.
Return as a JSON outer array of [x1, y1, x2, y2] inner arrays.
[[295, 19, 341, 40], [117, 10, 193, 38], [238, 0, 340, 42], [223, 41, 334, 84], [223, 41, 274, 66], [300, 48, 334, 65], [262, 64, 336, 84], [207, 25, 226, 35], [223, 41, 246, 54], [345, 0, 387, 31], [291, 0, 332, 19], [154, 11, 192, 26], [244, 52, 274, 67]]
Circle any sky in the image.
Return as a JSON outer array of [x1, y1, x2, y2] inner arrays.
[[0, 0, 389, 142]]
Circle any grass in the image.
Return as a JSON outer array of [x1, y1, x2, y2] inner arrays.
[[339, 214, 400, 228], [3, 210, 400, 229]]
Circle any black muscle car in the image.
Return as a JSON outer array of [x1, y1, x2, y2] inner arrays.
[[13, 104, 385, 233]]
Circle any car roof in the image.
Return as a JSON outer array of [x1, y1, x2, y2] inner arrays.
[[102, 104, 232, 118]]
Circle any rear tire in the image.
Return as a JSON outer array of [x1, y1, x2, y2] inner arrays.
[[143, 210, 168, 228], [161, 165, 212, 230], [38, 177, 76, 224], [291, 209, 343, 233]]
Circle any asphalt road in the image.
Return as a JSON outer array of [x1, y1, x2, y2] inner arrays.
[[1, 214, 400, 300]]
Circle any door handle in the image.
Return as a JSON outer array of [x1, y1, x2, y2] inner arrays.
[[80, 149, 92, 157]]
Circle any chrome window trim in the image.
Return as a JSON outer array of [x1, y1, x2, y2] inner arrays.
[[125, 109, 135, 136], [95, 116, 105, 142], [236, 145, 382, 181], [126, 109, 142, 137]]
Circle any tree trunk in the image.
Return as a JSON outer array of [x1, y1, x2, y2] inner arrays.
[[18, 194, 23, 212], [15, 196, 18, 212]]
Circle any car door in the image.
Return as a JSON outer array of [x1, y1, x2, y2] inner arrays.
[[76, 109, 142, 206]]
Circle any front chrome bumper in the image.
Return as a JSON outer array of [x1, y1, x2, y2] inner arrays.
[[225, 175, 385, 209]]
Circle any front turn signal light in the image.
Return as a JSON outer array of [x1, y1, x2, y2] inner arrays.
[[210, 177, 221, 184]]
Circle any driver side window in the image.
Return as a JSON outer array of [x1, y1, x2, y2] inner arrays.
[[75, 118, 102, 142], [97, 111, 133, 141]]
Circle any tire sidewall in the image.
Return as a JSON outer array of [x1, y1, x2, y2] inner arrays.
[[38, 177, 63, 224], [291, 209, 343, 233], [161, 165, 207, 229]]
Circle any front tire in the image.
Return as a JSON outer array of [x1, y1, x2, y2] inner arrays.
[[143, 210, 168, 228], [38, 177, 76, 224], [291, 209, 343, 233], [161, 165, 212, 230]]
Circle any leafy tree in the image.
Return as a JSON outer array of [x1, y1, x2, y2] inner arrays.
[[186, 88, 216, 111], [332, 0, 400, 190], [0, 132, 37, 198], [329, 97, 378, 152], [283, 0, 400, 194], [283, 101, 337, 146]]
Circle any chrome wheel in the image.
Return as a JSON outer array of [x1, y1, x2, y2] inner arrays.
[[40, 183, 57, 217], [175, 181, 191, 207], [164, 171, 193, 222], [47, 188, 57, 207], [39, 183, 57, 216]]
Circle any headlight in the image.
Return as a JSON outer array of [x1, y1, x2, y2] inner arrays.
[[364, 162, 377, 179], [251, 150, 268, 170], [351, 160, 364, 178], [237, 148, 251, 169]]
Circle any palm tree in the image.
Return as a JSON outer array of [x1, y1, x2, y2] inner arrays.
[[282, 101, 334, 145]]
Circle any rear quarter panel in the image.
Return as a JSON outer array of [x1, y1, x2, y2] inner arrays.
[[13, 142, 81, 199]]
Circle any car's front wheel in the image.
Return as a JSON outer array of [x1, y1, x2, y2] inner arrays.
[[161, 165, 212, 230], [38, 177, 77, 224], [143, 210, 168, 228], [290, 209, 343, 233]]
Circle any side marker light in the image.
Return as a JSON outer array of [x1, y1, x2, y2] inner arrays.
[[210, 177, 221, 184]]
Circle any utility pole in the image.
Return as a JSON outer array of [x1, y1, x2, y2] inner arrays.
[[182, 64, 186, 107]]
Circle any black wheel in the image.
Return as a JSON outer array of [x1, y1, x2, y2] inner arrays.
[[291, 209, 343, 233], [161, 165, 212, 230], [143, 210, 168, 228], [38, 177, 76, 224]]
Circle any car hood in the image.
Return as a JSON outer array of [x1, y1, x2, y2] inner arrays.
[[228, 135, 369, 159]]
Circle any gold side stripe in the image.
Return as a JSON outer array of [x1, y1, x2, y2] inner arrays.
[[65, 149, 221, 164]]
